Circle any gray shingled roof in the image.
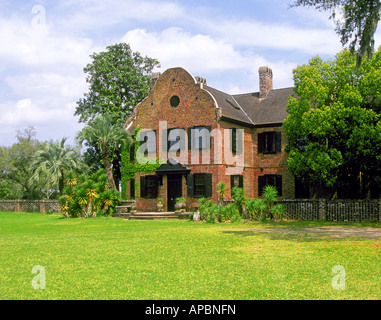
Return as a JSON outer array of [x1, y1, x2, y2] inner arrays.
[[204, 85, 294, 127]]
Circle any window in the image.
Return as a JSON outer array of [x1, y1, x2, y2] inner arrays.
[[164, 128, 186, 152], [258, 132, 281, 154], [188, 126, 211, 150], [230, 128, 243, 154], [231, 175, 243, 190], [258, 175, 282, 197], [170, 95, 180, 107], [140, 175, 158, 199], [186, 173, 212, 198]]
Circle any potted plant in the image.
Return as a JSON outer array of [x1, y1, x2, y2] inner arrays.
[[157, 198, 164, 212], [175, 197, 186, 213]]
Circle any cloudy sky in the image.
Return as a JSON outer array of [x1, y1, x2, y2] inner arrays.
[[1, 0, 380, 147]]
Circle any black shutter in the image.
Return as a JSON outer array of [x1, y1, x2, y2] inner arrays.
[[230, 175, 235, 192], [258, 133, 264, 153], [205, 173, 213, 198], [140, 176, 147, 198], [129, 144, 135, 161], [258, 176, 265, 197], [239, 175, 244, 189], [188, 127, 193, 150], [187, 174, 194, 197], [151, 175, 159, 198], [130, 179, 135, 199], [231, 128, 236, 153], [275, 132, 282, 153], [179, 128, 186, 150], [276, 175, 282, 196]]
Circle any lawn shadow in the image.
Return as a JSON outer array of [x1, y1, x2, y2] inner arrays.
[[221, 226, 381, 242]]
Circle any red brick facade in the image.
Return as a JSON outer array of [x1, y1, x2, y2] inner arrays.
[[124, 67, 295, 212]]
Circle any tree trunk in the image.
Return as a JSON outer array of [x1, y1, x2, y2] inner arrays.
[[103, 152, 117, 191]]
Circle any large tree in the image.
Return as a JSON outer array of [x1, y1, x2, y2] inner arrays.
[[284, 48, 381, 199], [77, 115, 132, 191], [290, 0, 381, 65], [75, 42, 160, 125]]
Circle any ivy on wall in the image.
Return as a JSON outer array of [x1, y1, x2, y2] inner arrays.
[[121, 127, 161, 199]]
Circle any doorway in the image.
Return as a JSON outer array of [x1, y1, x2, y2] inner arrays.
[[167, 174, 182, 212]]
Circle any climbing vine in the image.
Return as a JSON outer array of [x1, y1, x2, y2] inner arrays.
[[121, 127, 161, 199]]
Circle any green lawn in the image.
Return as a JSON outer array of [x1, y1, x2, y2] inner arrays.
[[0, 211, 380, 300]]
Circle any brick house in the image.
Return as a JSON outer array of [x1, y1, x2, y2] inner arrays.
[[123, 66, 296, 212]]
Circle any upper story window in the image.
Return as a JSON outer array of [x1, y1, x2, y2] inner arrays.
[[188, 126, 211, 150], [258, 131, 281, 154], [230, 128, 243, 155]]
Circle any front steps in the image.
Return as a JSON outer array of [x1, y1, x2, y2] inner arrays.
[[114, 211, 191, 220]]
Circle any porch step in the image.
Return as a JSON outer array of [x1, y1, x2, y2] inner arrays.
[[114, 212, 192, 220], [129, 212, 179, 220]]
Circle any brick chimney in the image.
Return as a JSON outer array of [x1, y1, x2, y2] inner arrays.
[[258, 66, 273, 98]]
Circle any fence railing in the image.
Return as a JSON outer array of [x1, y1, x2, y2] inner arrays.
[[280, 199, 381, 222], [1, 199, 380, 222], [0, 200, 61, 214]]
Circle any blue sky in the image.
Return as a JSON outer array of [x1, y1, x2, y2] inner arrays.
[[0, 0, 380, 146]]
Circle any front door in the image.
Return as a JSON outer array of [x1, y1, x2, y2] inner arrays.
[[167, 174, 182, 211]]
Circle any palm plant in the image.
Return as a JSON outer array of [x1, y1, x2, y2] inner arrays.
[[29, 138, 84, 197], [261, 185, 279, 219], [216, 182, 227, 205], [77, 115, 131, 191]]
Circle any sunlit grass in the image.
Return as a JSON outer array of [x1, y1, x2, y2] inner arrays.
[[0, 212, 380, 300]]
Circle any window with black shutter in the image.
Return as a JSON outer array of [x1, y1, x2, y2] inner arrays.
[[187, 173, 212, 198], [258, 132, 281, 154], [230, 175, 243, 190], [140, 175, 158, 199], [188, 126, 211, 150], [167, 128, 185, 152], [258, 174, 282, 197], [230, 128, 243, 155]]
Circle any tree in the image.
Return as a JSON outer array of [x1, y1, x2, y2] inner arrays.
[[0, 127, 43, 199], [29, 138, 84, 198], [77, 114, 132, 191], [290, 0, 381, 65], [284, 48, 381, 198], [75, 42, 160, 125]]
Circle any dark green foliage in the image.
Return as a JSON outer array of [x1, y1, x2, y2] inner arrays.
[[284, 49, 381, 198], [75, 43, 160, 125], [59, 169, 120, 218]]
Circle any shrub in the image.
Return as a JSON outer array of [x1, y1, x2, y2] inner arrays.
[[231, 187, 245, 216], [59, 169, 120, 218], [216, 182, 227, 204], [271, 203, 285, 221], [245, 198, 266, 220]]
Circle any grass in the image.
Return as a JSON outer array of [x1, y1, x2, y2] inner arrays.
[[0, 211, 380, 300]]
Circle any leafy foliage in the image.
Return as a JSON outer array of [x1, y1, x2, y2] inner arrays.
[[59, 169, 120, 218], [284, 49, 381, 198], [75, 43, 160, 125], [29, 137, 84, 198], [77, 114, 132, 191]]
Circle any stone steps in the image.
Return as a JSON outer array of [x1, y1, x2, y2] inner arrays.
[[114, 212, 191, 220]]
